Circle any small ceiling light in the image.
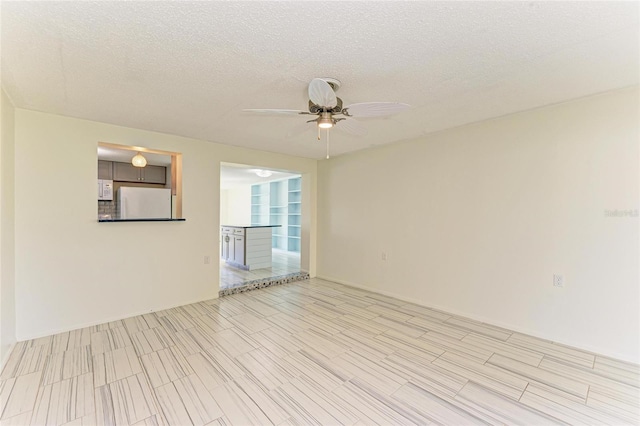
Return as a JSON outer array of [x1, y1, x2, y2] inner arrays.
[[255, 169, 273, 178], [318, 112, 334, 129], [131, 152, 147, 168]]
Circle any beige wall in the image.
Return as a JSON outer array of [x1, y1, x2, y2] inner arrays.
[[13, 109, 317, 340], [317, 88, 639, 363], [1, 89, 16, 364]]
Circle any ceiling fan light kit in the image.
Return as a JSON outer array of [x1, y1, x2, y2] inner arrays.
[[317, 112, 334, 129], [243, 77, 410, 159]]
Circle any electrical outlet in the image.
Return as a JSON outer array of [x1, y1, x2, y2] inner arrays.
[[553, 274, 564, 288], [204, 256, 211, 264], [381, 252, 387, 261]]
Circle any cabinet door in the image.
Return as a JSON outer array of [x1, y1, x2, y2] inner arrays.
[[234, 236, 245, 265], [229, 234, 236, 262], [221, 234, 230, 260], [142, 165, 166, 184], [98, 161, 113, 179], [113, 162, 142, 182]]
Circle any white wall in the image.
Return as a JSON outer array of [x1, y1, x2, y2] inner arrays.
[[219, 185, 251, 249], [0, 89, 16, 365], [13, 109, 317, 340], [220, 189, 229, 229], [223, 185, 251, 225], [318, 88, 639, 363]]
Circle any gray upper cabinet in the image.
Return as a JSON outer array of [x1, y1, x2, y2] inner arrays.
[[98, 160, 113, 179], [112, 162, 166, 184], [113, 162, 141, 182], [143, 165, 167, 184]]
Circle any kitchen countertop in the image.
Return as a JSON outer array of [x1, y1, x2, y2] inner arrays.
[[221, 224, 281, 228], [99, 218, 186, 223]]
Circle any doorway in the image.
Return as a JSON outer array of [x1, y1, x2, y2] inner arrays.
[[219, 163, 304, 292]]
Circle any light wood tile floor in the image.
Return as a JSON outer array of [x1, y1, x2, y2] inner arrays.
[[1, 278, 638, 425], [220, 249, 301, 290]]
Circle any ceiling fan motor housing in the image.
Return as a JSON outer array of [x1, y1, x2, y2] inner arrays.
[[308, 97, 343, 114]]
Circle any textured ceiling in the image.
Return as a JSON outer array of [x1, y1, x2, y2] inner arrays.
[[2, 2, 638, 159], [220, 163, 300, 190]]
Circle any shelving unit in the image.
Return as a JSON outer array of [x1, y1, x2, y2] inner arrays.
[[250, 176, 301, 253], [250, 183, 270, 226], [287, 177, 301, 253], [269, 181, 287, 249]]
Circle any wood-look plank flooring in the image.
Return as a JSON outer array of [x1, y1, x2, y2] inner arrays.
[[1, 278, 638, 425]]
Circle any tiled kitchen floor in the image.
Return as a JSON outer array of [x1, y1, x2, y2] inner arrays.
[[220, 249, 301, 290], [1, 278, 638, 425]]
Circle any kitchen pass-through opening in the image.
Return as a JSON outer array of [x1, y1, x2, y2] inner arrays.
[[97, 142, 183, 221]]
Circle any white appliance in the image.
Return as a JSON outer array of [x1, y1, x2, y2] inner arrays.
[[118, 187, 171, 219], [97, 179, 113, 201]]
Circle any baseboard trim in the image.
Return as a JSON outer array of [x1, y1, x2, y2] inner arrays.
[[316, 275, 638, 365], [15, 293, 218, 342]]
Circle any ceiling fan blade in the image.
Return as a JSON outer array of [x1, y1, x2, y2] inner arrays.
[[336, 119, 367, 137], [308, 78, 337, 109], [286, 122, 314, 138], [243, 109, 309, 115], [343, 102, 410, 118]]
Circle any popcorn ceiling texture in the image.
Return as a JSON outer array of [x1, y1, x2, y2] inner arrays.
[[2, 2, 638, 158]]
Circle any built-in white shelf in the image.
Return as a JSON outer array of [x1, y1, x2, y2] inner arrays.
[[250, 176, 301, 253]]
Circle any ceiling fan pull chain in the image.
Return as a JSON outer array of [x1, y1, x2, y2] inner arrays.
[[317, 126, 321, 141], [326, 130, 330, 159]]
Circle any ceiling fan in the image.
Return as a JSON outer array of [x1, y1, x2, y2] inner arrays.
[[243, 78, 410, 158]]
